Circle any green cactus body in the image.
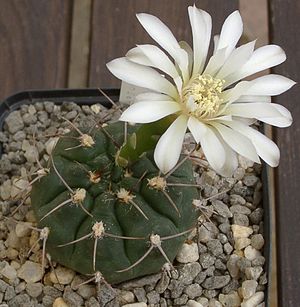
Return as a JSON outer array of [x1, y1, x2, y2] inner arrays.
[[31, 122, 198, 284]]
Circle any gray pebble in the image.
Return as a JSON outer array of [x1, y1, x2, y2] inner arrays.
[[82, 105, 93, 115], [42, 295, 55, 306], [173, 293, 188, 305], [201, 275, 230, 290], [8, 294, 30, 307], [184, 283, 202, 299], [252, 255, 265, 267], [178, 262, 201, 285], [202, 289, 218, 299], [35, 102, 44, 111], [146, 290, 160, 304], [221, 279, 240, 294], [4, 286, 15, 301], [237, 257, 251, 273], [230, 205, 251, 215], [194, 271, 206, 284], [65, 111, 78, 120], [93, 283, 114, 306], [133, 288, 147, 302], [199, 253, 215, 269], [8, 141, 22, 152], [0, 132, 8, 143], [219, 223, 231, 235], [0, 159, 11, 174], [223, 243, 233, 255], [37, 111, 48, 123], [198, 222, 219, 243], [230, 194, 246, 206], [243, 175, 259, 187], [204, 266, 215, 277], [207, 239, 223, 256], [155, 273, 170, 294], [212, 200, 232, 218], [15, 281, 26, 294], [217, 233, 228, 244], [44, 101, 55, 113], [105, 298, 120, 307], [198, 243, 207, 253], [168, 279, 185, 298], [120, 273, 161, 290], [85, 296, 100, 307], [43, 286, 62, 298], [159, 297, 168, 307], [251, 234, 265, 250], [215, 259, 226, 271], [249, 208, 264, 224], [233, 213, 249, 226], [5, 111, 24, 134], [25, 282, 43, 298], [12, 131, 26, 142], [22, 113, 37, 125], [0, 279, 9, 292]]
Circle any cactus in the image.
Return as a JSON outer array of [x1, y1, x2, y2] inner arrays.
[[30, 120, 199, 284]]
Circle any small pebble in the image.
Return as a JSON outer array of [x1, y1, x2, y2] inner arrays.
[[245, 266, 263, 280], [251, 234, 265, 250], [50, 266, 75, 285], [241, 291, 264, 307], [25, 282, 43, 298], [187, 299, 204, 307], [184, 283, 203, 299], [219, 291, 241, 307], [17, 261, 43, 283], [202, 275, 230, 290], [234, 237, 251, 250], [241, 280, 258, 299], [53, 297, 69, 307], [122, 303, 147, 307], [176, 242, 199, 263], [244, 246, 261, 261], [0, 261, 17, 280], [231, 225, 253, 238]]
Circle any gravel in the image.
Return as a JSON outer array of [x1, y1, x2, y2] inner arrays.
[[0, 100, 267, 306]]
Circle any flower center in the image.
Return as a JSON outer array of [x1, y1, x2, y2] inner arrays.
[[183, 74, 225, 119]]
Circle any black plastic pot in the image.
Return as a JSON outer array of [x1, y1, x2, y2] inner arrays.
[[0, 88, 272, 306]]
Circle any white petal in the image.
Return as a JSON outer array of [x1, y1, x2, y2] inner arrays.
[[223, 120, 280, 167], [259, 104, 292, 127], [217, 41, 255, 81], [188, 117, 226, 171], [220, 81, 251, 104], [237, 95, 271, 103], [226, 45, 287, 86], [136, 13, 189, 83], [217, 11, 243, 59], [212, 122, 260, 163], [135, 92, 171, 101], [154, 115, 188, 173], [225, 103, 284, 118], [213, 34, 220, 54], [214, 132, 239, 177], [126, 47, 153, 66], [245, 74, 296, 96], [179, 41, 193, 76], [188, 6, 212, 75], [119, 100, 181, 123], [107, 57, 177, 98], [204, 47, 227, 76], [131, 44, 180, 80]]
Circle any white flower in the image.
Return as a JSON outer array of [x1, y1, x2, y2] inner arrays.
[[107, 5, 295, 176]]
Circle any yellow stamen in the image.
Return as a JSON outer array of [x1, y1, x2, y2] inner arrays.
[[183, 74, 225, 119]]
